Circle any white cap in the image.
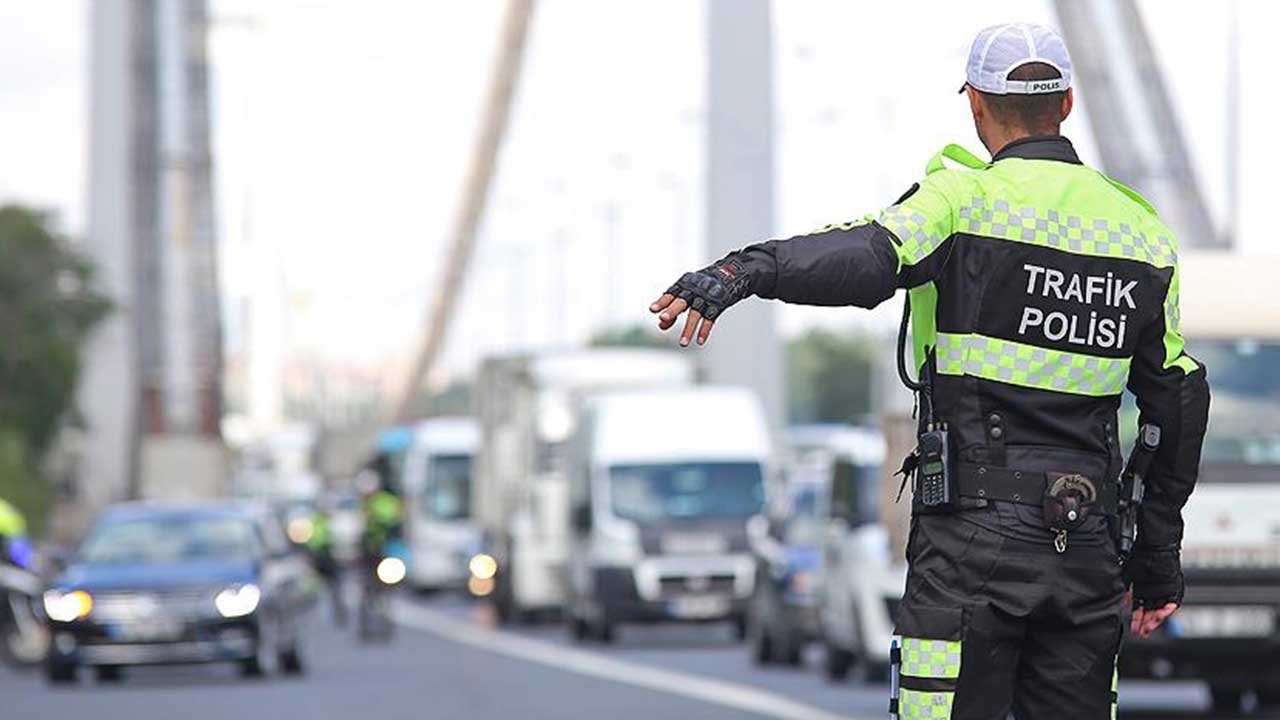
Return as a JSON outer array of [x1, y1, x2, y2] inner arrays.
[[963, 23, 1072, 95]]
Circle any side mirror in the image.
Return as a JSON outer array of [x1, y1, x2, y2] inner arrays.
[[570, 503, 592, 533], [746, 514, 769, 542]]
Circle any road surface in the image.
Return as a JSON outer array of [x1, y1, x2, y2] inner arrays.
[[0, 591, 1252, 719]]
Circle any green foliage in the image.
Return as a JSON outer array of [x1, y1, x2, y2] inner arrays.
[[0, 205, 110, 534], [588, 324, 671, 349], [786, 328, 878, 424], [588, 324, 878, 424], [0, 429, 49, 537]]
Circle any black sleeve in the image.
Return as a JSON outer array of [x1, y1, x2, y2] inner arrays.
[[1125, 278, 1211, 551], [730, 222, 903, 309]]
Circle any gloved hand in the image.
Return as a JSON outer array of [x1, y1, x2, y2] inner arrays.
[[1124, 546, 1184, 608], [650, 256, 753, 346]]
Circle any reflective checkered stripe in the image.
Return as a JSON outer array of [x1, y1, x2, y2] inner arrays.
[[1110, 661, 1119, 720], [936, 332, 1130, 397], [955, 197, 1177, 269], [899, 688, 955, 719], [1162, 264, 1199, 374], [881, 206, 947, 266], [900, 637, 962, 679], [878, 167, 963, 268]]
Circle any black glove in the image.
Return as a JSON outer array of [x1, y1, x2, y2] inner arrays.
[[1124, 547, 1184, 608], [665, 256, 753, 321]]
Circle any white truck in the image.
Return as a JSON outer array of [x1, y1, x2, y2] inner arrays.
[[473, 349, 694, 623], [564, 386, 772, 642], [400, 417, 480, 592], [1119, 252, 1280, 714]]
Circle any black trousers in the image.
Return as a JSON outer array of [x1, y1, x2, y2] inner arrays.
[[892, 511, 1127, 720]]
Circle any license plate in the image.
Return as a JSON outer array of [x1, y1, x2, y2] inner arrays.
[[1167, 606, 1274, 638], [109, 620, 183, 642], [669, 595, 730, 619]]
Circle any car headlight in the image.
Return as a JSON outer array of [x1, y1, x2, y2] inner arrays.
[[467, 576, 495, 597], [214, 584, 261, 618], [468, 553, 498, 581], [376, 557, 406, 585], [43, 590, 93, 623]]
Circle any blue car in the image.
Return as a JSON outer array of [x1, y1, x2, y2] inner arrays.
[[43, 501, 313, 684]]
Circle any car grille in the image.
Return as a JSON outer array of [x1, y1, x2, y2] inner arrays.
[[658, 574, 736, 598], [90, 588, 216, 622]]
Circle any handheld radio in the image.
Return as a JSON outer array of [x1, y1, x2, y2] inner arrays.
[[895, 293, 956, 509]]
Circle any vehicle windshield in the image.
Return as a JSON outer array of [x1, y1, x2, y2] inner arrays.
[[831, 459, 882, 527], [79, 514, 260, 565], [1190, 339, 1280, 467], [422, 454, 473, 520], [1119, 339, 1280, 477], [609, 462, 764, 523]]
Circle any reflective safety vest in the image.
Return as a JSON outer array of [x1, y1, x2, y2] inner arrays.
[[874, 140, 1201, 519], [362, 490, 403, 552]]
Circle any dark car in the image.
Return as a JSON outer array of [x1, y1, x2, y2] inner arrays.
[[42, 501, 314, 684], [746, 483, 823, 666]]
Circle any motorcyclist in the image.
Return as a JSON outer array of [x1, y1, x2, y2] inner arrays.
[[353, 470, 404, 639], [357, 471, 404, 564], [306, 502, 346, 625], [0, 496, 39, 667]]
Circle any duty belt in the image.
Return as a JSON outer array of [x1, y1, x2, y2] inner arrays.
[[954, 462, 1118, 515]]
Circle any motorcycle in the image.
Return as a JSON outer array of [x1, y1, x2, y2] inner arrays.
[[357, 539, 407, 643], [0, 539, 47, 667]]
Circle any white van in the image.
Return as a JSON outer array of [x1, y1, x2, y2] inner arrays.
[[400, 418, 480, 592], [565, 386, 772, 642], [474, 350, 694, 622]]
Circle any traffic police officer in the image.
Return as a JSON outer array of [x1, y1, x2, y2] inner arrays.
[[649, 23, 1210, 719]]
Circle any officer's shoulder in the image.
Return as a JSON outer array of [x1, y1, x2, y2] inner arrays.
[[1094, 171, 1159, 218], [915, 145, 989, 193], [1092, 170, 1179, 238]]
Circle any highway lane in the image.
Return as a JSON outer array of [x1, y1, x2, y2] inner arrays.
[[0, 590, 1261, 719], [0, 596, 775, 720], [409, 595, 1236, 720]]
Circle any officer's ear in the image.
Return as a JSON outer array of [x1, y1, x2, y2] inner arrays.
[[1060, 87, 1074, 123], [965, 85, 985, 121]]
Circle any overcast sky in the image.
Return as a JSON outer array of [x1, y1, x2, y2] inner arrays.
[[1, 1, 1275, 388]]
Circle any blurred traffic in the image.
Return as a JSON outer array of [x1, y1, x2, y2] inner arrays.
[[2, 1, 1279, 719]]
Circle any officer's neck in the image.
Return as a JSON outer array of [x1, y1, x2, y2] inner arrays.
[[983, 126, 1061, 158]]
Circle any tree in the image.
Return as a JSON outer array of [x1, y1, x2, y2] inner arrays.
[[588, 324, 671, 349], [0, 206, 110, 535], [786, 328, 879, 425]]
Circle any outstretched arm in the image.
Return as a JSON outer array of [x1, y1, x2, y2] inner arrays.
[[649, 221, 901, 345], [650, 175, 960, 346]]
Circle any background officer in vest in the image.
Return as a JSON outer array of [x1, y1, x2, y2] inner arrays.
[[648, 23, 1209, 720]]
